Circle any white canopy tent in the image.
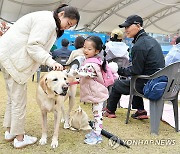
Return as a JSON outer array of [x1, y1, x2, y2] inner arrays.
[[0, 0, 180, 34]]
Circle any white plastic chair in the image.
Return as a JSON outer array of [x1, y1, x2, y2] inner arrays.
[[126, 62, 180, 135]]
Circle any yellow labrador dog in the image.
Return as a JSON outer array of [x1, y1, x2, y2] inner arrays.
[[36, 70, 78, 148]]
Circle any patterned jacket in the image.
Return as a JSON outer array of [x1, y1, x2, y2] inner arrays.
[[78, 57, 109, 103]]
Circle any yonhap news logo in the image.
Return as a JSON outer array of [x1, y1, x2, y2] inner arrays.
[[109, 137, 176, 149]]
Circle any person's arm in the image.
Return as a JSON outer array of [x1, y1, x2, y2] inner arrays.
[[66, 50, 79, 65], [26, 19, 63, 70], [118, 48, 145, 76]]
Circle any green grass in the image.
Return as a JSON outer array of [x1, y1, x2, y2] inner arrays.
[[0, 72, 180, 154]]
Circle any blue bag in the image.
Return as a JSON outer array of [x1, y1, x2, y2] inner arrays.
[[143, 76, 168, 101]]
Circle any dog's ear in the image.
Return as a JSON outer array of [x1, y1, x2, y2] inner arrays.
[[40, 77, 47, 92]]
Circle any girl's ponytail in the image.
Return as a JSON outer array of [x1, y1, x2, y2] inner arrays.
[[102, 45, 107, 72]]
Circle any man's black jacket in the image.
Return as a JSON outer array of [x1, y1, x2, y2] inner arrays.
[[118, 29, 165, 76]]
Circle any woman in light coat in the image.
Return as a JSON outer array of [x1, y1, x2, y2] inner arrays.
[[0, 4, 80, 148]]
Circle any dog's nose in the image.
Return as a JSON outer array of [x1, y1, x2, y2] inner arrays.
[[62, 85, 68, 92]]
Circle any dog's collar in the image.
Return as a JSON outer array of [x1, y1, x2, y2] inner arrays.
[[68, 81, 79, 86]]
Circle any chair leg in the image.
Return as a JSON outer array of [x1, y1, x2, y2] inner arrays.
[[32, 74, 35, 81], [125, 94, 133, 124], [117, 100, 121, 108], [36, 67, 41, 82], [150, 99, 164, 135], [37, 70, 41, 82], [172, 96, 179, 132]]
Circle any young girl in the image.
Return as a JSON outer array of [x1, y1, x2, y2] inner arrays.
[[77, 36, 109, 145], [0, 4, 80, 148]]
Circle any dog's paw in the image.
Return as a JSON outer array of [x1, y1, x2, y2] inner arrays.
[[60, 118, 65, 123], [39, 137, 47, 145], [51, 139, 58, 148], [64, 123, 70, 129], [70, 127, 77, 131]]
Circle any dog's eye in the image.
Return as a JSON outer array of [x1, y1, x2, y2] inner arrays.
[[52, 78, 58, 81], [64, 77, 67, 80]]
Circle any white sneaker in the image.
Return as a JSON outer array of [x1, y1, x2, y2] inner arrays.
[[5, 131, 16, 142], [13, 135, 37, 149]]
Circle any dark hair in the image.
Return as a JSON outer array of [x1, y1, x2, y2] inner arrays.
[[110, 34, 122, 42], [176, 36, 180, 44], [61, 38, 69, 47], [85, 36, 107, 72], [53, 4, 80, 38], [74, 36, 85, 49]]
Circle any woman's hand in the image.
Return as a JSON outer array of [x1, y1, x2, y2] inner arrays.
[[52, 62, 64, 71]]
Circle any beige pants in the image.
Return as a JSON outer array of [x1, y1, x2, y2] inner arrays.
[[2, 68, 27, 135]]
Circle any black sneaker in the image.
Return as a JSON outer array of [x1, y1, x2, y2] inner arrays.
[[131, 110, 148, 120]]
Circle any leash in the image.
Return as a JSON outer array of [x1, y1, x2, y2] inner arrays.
[[68, 81, 79, 86]]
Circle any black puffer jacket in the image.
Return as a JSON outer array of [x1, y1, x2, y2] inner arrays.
[[118, 29, 165, 76]]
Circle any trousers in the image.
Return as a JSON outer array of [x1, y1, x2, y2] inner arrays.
[[92, 102, 103, 135], [2, 68, 27, 135], [107, 78, 146, 113]]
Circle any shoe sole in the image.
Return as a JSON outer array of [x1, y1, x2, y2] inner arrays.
[[134, 115, 149, 120], [14, 140, 38, 149], [103, 113, 117, 118], [5, 137, 16, 142], [84, 140, 102, 145], [108, 115, 117, 118]]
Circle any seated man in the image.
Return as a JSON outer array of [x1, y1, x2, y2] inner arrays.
[[52, 38, 72, 59], [103, 15, 165, 119]]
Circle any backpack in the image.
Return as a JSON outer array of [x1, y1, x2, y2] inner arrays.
[[85, 57, 114, 87], [143, 76, 168, 101]]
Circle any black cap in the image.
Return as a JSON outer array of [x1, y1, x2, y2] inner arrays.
[[119, 15, 143, 28]]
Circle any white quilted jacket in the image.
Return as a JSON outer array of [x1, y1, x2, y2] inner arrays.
[[0, 11, 57, 84]]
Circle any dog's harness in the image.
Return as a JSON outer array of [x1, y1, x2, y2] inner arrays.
[[68, 81, 79, 86]]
